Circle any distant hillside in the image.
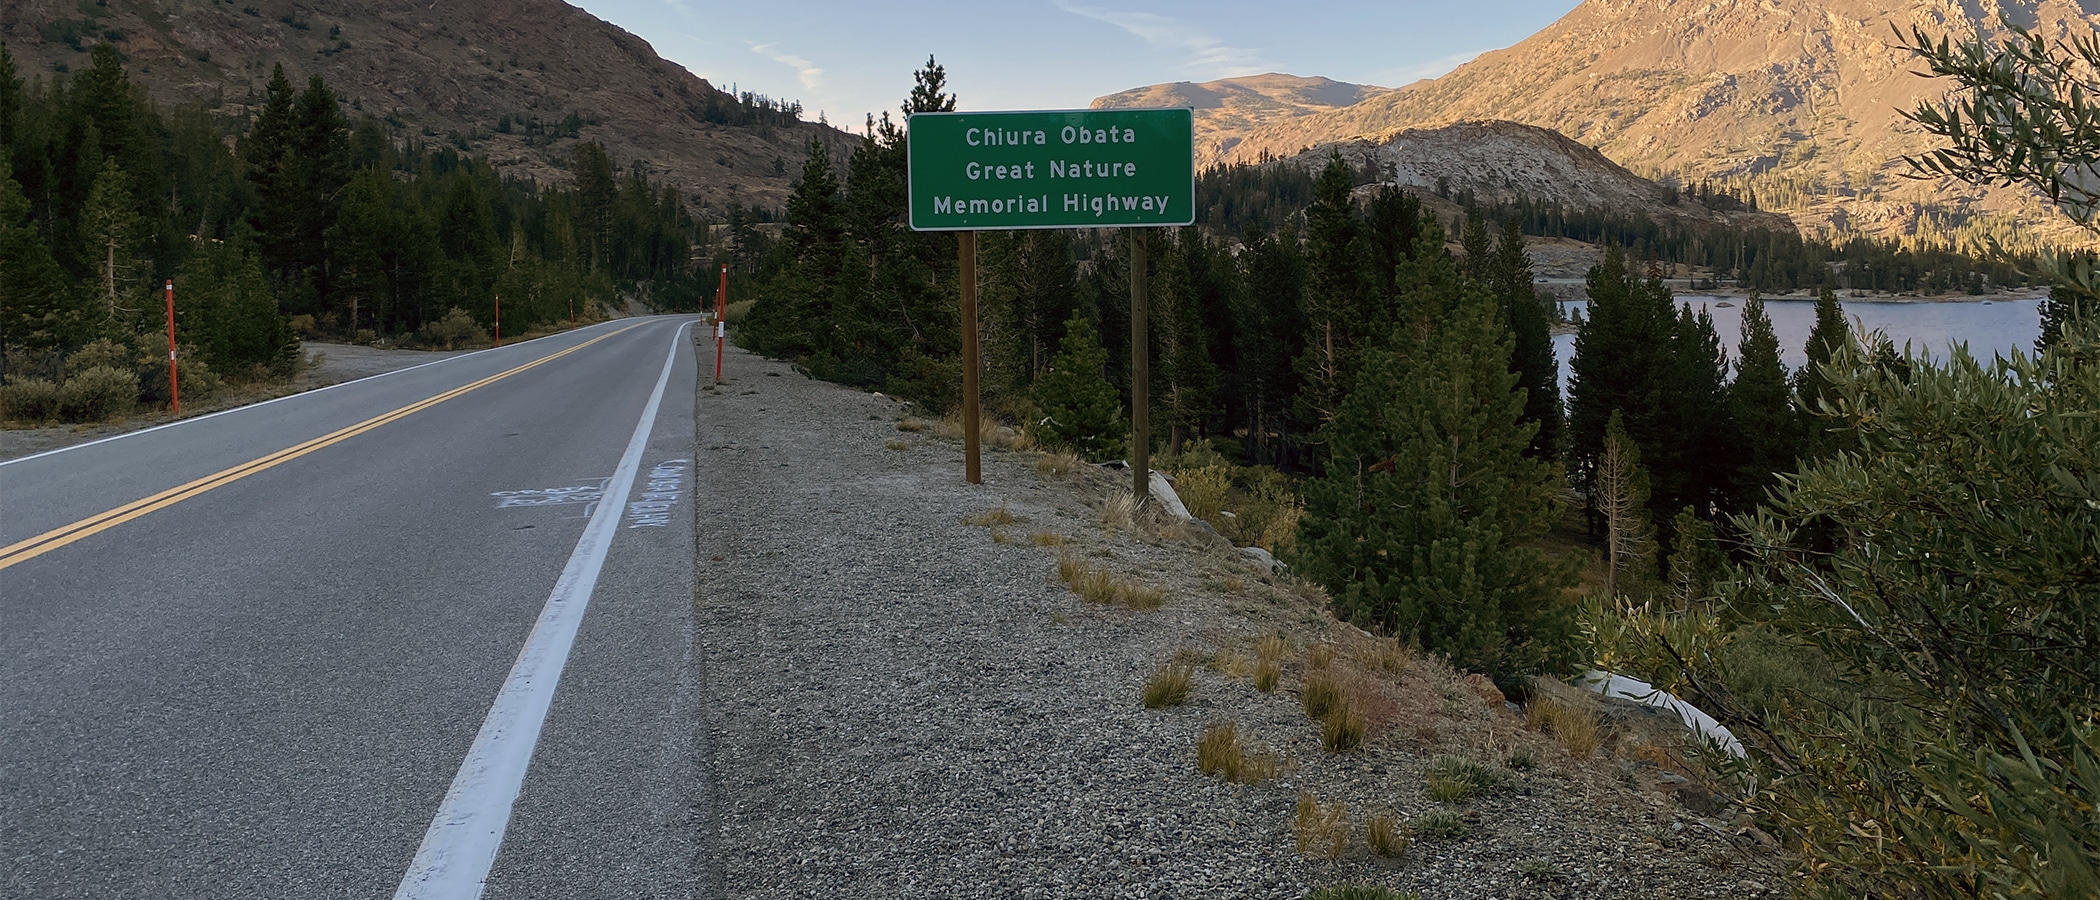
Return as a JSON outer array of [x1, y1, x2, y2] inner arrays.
[[1114, 0, 2100, 247], [1, 0, 845, 212], [1279, 120, 1796, 235], [1091, 73, 1390, 168]]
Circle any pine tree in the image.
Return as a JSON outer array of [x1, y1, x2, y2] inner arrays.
[[1491, 217, 1560, 460], [1295, 246, 1574, 683], [1294, 151, 1370, 435], [1032, 312, 1125, 460], [175, 240, 297, 376], [0, 150, 82, 350], [1726, 293, 1797, 509], [571, 141, 617, 271], [79, 156, 140, 325], [1794, 286, 1857, 457], [2036, 280, 2092, 352], [1229, 225, 1306, 467], [1155, 236, 1216, 448], [1596, 410, 1656, 600]]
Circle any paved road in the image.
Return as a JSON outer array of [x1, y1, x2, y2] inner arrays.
[[0, 316, 708, 899]]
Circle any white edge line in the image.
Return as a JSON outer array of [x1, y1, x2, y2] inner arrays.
[[392, 320, 691, 900], [0, 317, 674, 469]]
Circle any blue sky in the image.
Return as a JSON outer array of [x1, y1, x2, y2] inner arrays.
[[568, 1, 1585, 131]]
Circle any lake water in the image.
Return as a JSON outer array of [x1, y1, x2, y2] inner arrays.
[[1549, 295, 2046, 392]]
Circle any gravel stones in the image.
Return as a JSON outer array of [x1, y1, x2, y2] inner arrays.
[[693, 346, 1792, 899]]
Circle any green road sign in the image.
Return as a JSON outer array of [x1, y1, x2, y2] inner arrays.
[[907, 108, 1194, 231]]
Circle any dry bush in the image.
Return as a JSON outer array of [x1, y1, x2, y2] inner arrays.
[[1366, 812, 1409, 859], [1303, 670, 1343, 721], [884, 439, 910, 451], [1220, 576, 1245, 592], [1035, 451, 1081, 476], [1195, 721, 1280, 784], [1208, 650, 1250, 678], [1527, 696, 1600, 757], [990, 531, 1013, 544], [962, 503, 1016, 527], [1322, 695, 1367, 753], [895, 418, 924, 433], [1307, 643, 1335, 670], [1175, 465, 1233, 525], [1143, 661, 1193, 708], [1293, 792, 1352, 860], [1029, 531, 1067, 547]]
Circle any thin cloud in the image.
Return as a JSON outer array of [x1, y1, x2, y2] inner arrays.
[[1056, 2, 1277, 78], [1363, 49, 1488, 87], [749, 42, 826, 92]]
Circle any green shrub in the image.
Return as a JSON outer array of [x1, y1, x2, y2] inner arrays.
[[1425, 755, 1514, 802], [1409, 808, 1468, 841], [64, 338, 135, 378], [422, 307, 488, 350], [0, 377, 62, 421], [57, 365, 138, 421]]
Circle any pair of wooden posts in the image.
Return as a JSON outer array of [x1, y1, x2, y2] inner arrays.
[[956, 230, 1150, 504]]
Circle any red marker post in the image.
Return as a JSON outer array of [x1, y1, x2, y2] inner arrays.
[[494, 293, 502, 348], [164, 279, 180, 415], [713, 264, 727, 384]]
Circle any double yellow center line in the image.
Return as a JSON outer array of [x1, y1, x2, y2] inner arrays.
[[0, 325, 642, 572]]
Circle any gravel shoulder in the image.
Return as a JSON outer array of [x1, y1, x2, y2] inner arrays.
[[0, 342, 465, 462], [694, 344, 1793, 899]]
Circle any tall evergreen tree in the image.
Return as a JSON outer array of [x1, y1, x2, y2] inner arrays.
[[0, 150, 82, 350], [1726, 293, 1797, 508], [1794, 286, 1857, 457], [1490, 217, 1560, 460], [1295, 260, 1575, 683], [79, 156, 140, 326], [1230, 225, 1306, 467], [1154, 235, 1216, 449], [1294, 150, 1369, 435]]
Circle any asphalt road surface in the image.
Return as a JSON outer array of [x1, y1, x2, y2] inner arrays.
[[1, 316, 709, 899]]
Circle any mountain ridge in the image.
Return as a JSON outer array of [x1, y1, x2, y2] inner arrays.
[[2, 0, 842, 212]]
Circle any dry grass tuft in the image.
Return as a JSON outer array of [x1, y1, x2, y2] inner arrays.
[[1029, 531, 1067, 547], [1195, 721, 1280, 784], [1307, 642, 1335, 670], [1142, 661, 1194, 708], [1303, 670, 1343, 721], [1257, 632, 1292, 663], [962, 503, 1017, 527], [1293, 792, 1351, 860], [990, 530, 1013, 544], [1220, 576, 1245, 592], [1057, 554, 1166, 609], [884, 439, 910, 451], [1366, 812, 1410, 859], [895, 418, 924, 433], [1035, 451, 1081, 476], [1355, 637, 1411, 675], [1322, 694, 1367, 753], [1208, 650, 1251, 678], [1527, 695, 1601, 757], [1100, 491, 1140, 532], [1254, 657, 1282, 693]]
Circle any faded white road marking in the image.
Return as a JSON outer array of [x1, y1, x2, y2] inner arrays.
[[392, 320, 690, 900]]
